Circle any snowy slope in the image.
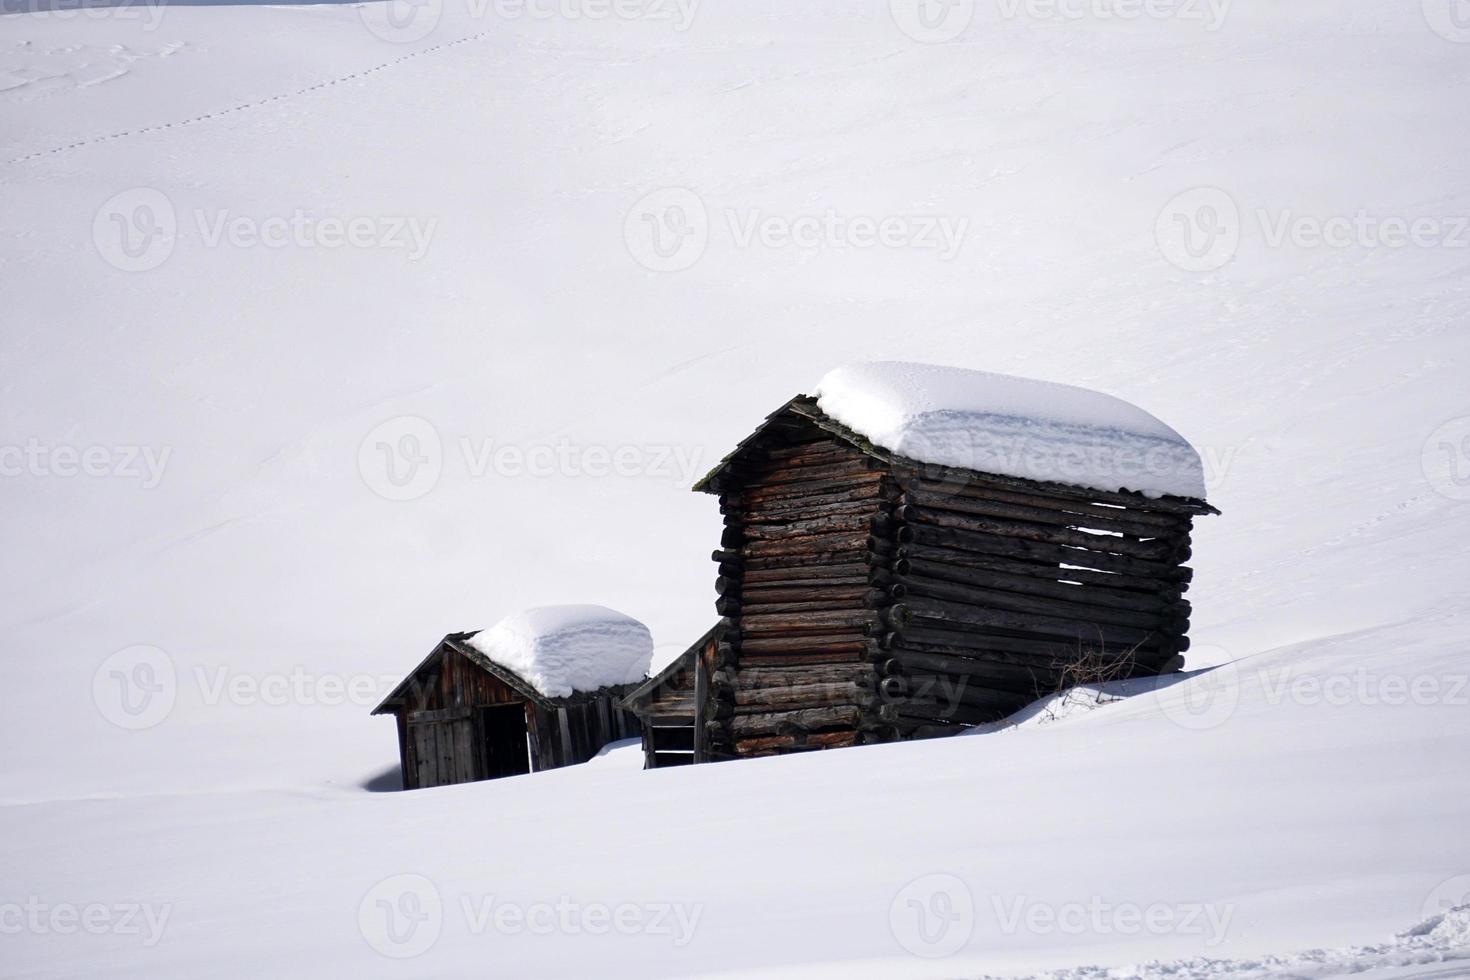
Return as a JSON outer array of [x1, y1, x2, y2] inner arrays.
[[2, 0, 1468, 975]]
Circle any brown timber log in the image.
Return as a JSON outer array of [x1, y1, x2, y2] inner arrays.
[[739, 610, 879, 634], [737, 473, 884, 505], [740, 515, 878, 540], [899, 487, 1185, 539], [735, 682, 863, 711], [895, 503, 1187, 562], [736, 664, 872, 688], [889, 675, 1030, 712], [881, 699, 1017, 727], [894, 556, 1188, 613], [886, 648, 1068, 695], [730, 705, 861, 737], [734, 734, 798, 754], [888, 599, 1162, 647], [882, 624, 1156, 661], [893, 545, 1188, 594], [730, 498, 885, 522], [897, 524, 1190, 582], [891, 575, 1180, 631], [736, 584, 870, 604], [736, 634, 868, 655], [743, 460, 880, 487], [803, 730, 859, 749], [742, 531, 872, 558]]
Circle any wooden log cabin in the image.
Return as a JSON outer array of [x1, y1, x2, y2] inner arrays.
[[684, 364, 1218, 762], [373, 607, 649, 789]]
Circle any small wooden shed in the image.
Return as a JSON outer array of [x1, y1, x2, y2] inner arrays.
[[372, 631, 641, 790], [620, 625, 720, 769], [690, 365, 1218, 761]]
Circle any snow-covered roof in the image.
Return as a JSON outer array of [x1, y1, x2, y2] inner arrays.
[[464, 604, 654, 700], [812, 362, 1207, 500]]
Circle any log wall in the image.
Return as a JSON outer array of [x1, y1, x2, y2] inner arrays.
[[877, 469, 1198, 732], [709, 430, 895, 759]]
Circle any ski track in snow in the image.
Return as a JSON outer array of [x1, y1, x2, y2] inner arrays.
[[991, 907, 1470, 980]]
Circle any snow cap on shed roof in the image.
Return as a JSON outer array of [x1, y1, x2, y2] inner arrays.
[[464, 604, 654, 700], [813, 361, 1207, 500]]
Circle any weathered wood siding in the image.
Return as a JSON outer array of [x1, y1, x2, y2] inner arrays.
[[392, 643, 639, 788], [526, 698, 640, 772], [635, 631, 717, 769], [709, 428, 891, 759]]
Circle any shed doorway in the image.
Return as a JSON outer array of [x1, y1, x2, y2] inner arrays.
[[408, 708, 478, 789], [478, 704, 531, 779]]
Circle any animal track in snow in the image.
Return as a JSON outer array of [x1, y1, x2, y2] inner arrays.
[[5, 28, 496, 165]]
